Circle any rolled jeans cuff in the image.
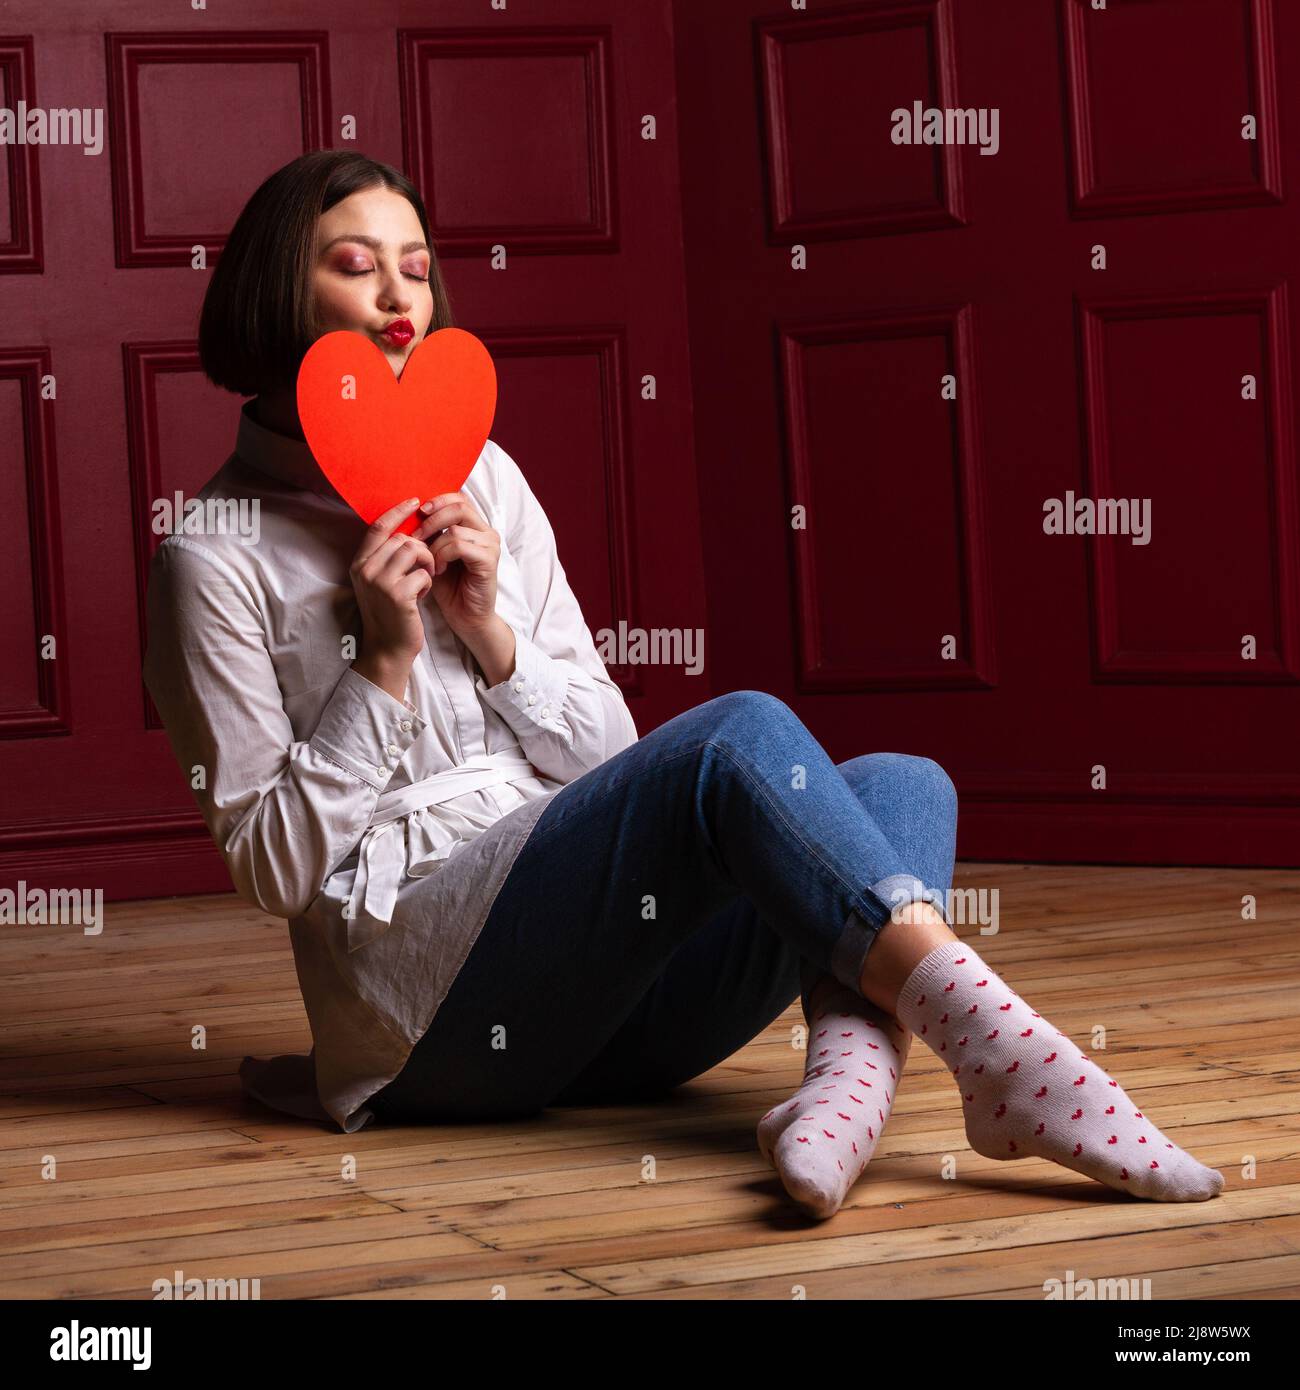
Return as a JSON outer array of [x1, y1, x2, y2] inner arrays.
[[827, 874, 950, 994]]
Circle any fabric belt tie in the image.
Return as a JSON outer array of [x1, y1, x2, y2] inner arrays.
[[342, 750, 538, 952]]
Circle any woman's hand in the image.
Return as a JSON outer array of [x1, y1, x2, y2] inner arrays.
[[348, 497, 436, 700], [412, 491, 502, 637]]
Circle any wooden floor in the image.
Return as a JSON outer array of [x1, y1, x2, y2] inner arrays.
[[1, 863, 1297, 1300]]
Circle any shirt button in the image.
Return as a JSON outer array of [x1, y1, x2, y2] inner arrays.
[[541, 706, 550, 718], [527, 694, 536, 705], [513, 681, 524, 692], [377, 766, 388, 777], [386, 743, 401, 757], [399, 720, 412, 732]]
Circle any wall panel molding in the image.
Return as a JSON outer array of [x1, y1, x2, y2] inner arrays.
[[479, 325, 642, 696], [0, 37, 43, 273], [106, 31, 330, 267], [1076, 286, 1300, 683], [122, 341, 202, 728], [756, 0, 966, 243], [779, 304, 996, 693], [1062, 0, 1282, 218], [0, 348, 68, 738], [399, 27, 617, 255]]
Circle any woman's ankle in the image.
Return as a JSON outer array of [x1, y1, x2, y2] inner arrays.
[[857, 903, 957, 1014]]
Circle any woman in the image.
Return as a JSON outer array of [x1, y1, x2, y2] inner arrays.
[[145, 150, 1222, 1220]]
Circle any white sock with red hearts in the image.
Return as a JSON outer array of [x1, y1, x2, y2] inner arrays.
[[758, 982, 911, 1219], [896, 939, 1223, 1201]]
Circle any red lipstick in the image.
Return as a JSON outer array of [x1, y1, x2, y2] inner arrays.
[[379, 318, 414, 347]]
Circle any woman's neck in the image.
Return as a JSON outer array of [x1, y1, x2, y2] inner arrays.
[[254, 389, 306, 441]]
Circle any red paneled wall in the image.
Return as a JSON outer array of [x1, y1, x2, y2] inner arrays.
[[1, 0, 1297, 906], [672, 0, 1299, 865], [0, 0, 703, 899]]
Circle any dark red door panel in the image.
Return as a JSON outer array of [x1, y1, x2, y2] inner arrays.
[[673, 0, 1299, 865]]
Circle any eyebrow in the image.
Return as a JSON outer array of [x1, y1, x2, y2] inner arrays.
[[321, 234, 430, 255]]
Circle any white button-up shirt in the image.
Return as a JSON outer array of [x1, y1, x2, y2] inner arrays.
[[143, 401, 639, 1131]]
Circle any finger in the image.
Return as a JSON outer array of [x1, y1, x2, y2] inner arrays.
[[415, 496, 488, 539], [360, 534, 421, 583], [355, 497, 423, 564], [429, 536, 465, 576], [374, 533, 436, 583], [427, 527, 474, 562], [419, 491, 471, 518], [395, 568, 433, 603], [430, 531, 495, 575], [428, 524, 493, 556]]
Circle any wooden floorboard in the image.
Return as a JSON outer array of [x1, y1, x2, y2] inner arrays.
[[0, 863, 1296, 1300]]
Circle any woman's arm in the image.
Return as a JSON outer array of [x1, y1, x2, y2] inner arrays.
[[143, 535, 428, 919], [471, 441, 639, 783]]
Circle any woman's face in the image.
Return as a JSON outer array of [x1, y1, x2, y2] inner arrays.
[[311, 185, 435, 377]]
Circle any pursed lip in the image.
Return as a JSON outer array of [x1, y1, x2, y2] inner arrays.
[[378, 318, 414, 345]]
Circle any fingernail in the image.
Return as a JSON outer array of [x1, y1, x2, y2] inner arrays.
[[420, 500, 435, 513]]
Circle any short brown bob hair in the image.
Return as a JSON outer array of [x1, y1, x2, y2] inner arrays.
[[199, 150, 455, 397]]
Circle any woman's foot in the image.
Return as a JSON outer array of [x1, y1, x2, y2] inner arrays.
[[896, 939, 1223, 1201], [758, 981, 911, 1219]]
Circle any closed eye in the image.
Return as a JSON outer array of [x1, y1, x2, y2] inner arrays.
[[342, 268, 429, 282]]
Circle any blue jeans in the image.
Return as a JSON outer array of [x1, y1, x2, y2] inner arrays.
[[369, 690, 957, 1122]]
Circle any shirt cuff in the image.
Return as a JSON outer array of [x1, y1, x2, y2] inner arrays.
[[474, 628, 570, 737], [310, 666, 428, 791]]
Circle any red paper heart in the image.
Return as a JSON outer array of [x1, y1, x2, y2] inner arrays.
[[296, 327, 497, 534]]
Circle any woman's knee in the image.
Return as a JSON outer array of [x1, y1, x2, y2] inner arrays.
[[709, 688, 791, 722], [687, 688, 800, 753], [651, 691, 806, 807], [841, 751, 957, 815], [914, 756, 958, 815]]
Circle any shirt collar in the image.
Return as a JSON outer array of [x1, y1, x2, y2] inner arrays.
[[235, 398, 348, 505]]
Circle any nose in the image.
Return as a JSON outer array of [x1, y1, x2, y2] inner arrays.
[[377, 265, 413, 316]]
